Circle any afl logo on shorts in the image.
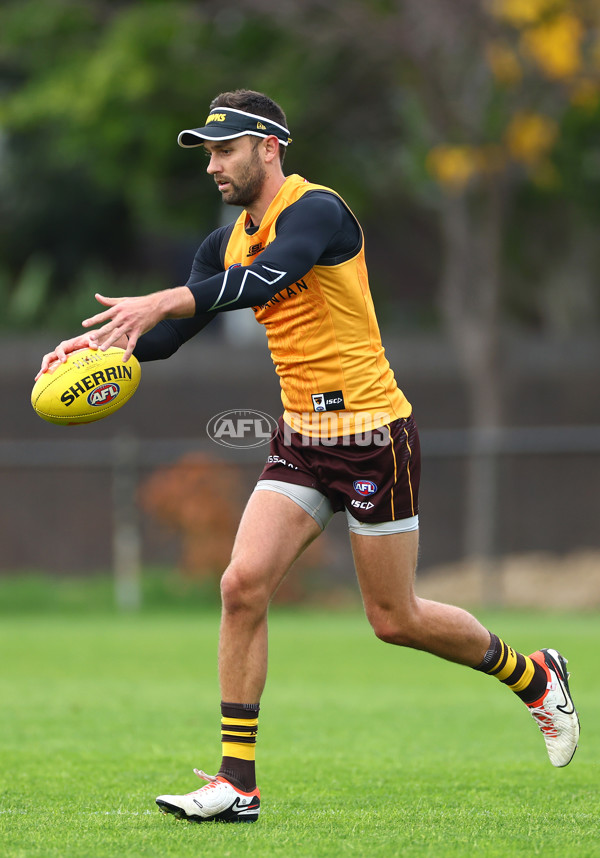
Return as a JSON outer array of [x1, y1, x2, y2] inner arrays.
[[353, 479, 378, 497], [87, 383, 120, 407]]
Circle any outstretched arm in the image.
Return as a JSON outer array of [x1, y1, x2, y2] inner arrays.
[[35, 226, 227, 377], [76, 193, 358, 361], [82, 286, 195, 361]]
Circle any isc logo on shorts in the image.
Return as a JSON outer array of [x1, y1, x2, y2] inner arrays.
[[350, 499, 375, 510], [353, 479, 378, 497]]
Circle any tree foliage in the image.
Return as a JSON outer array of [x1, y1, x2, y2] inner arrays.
[[0, 1, 405, 324], [0, 0, 599, 333]]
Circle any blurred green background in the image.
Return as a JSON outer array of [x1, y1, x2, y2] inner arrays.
[[2, 0, 600, 334], [1, 0, 600, 605]]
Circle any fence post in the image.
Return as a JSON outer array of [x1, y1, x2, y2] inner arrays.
[[112, 434, 142, 610], [464, 427, 504, 607]]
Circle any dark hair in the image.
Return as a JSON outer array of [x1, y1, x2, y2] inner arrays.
[[209, 90, 289, 165]]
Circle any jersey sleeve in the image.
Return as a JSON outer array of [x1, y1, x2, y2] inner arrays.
[[186, 193, 360, 314], [132, 312, 217, 362], [132, 227, 228, 362]]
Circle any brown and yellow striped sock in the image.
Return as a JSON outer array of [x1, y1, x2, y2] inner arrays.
[[217, 701, 259, 792], [475, 633, 547, 704]]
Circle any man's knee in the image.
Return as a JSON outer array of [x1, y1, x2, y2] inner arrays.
[[220, 561, 269, 614], [367, 604, 422, 648]]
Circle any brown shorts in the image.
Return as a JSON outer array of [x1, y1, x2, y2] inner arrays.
[[257, 414, 420, 524]]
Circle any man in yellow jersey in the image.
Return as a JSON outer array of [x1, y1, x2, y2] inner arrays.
[[37, 90, 579, 823]]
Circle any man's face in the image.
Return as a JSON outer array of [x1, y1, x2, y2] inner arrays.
[[204, 136, 266, 208]]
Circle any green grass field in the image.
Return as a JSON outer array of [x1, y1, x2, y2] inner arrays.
[[1, 600, 598, 857]]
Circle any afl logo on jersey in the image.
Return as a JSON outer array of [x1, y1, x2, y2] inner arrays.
[[353, 479, 378, 497]]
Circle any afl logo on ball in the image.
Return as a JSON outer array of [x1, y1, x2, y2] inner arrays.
[[87, 382, 121, 407], [353, 479, 378, 497]]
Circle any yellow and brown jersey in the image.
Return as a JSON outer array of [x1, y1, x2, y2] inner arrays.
[[221, 174, 411, 436], [137, 174, 411, 438]]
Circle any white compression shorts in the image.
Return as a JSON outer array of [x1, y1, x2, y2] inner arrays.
[[254, 479, 419, 535]]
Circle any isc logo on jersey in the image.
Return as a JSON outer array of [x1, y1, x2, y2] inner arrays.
[[87, 382, 120, 407], [353, 480, 378, 497]]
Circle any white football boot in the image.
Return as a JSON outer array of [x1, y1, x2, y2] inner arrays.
[[526, 649, 580, 767], [156, 769, 260, 823]]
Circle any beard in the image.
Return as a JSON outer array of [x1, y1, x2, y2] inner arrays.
[[219, 145, 267, 208]]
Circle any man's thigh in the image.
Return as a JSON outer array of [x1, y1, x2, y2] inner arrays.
[[228, 487, 324, 594], [350, 529, 420, 611]]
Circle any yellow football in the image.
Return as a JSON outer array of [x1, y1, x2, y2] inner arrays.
[[31, 347, 141, 425]]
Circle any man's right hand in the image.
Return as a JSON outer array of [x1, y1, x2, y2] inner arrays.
[[35, 333, 110, 381]]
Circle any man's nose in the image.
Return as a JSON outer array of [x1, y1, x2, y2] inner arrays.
[[206, 154, 220, 175]]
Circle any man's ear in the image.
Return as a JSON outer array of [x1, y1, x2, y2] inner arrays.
[[262, 135, 281, 164]]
